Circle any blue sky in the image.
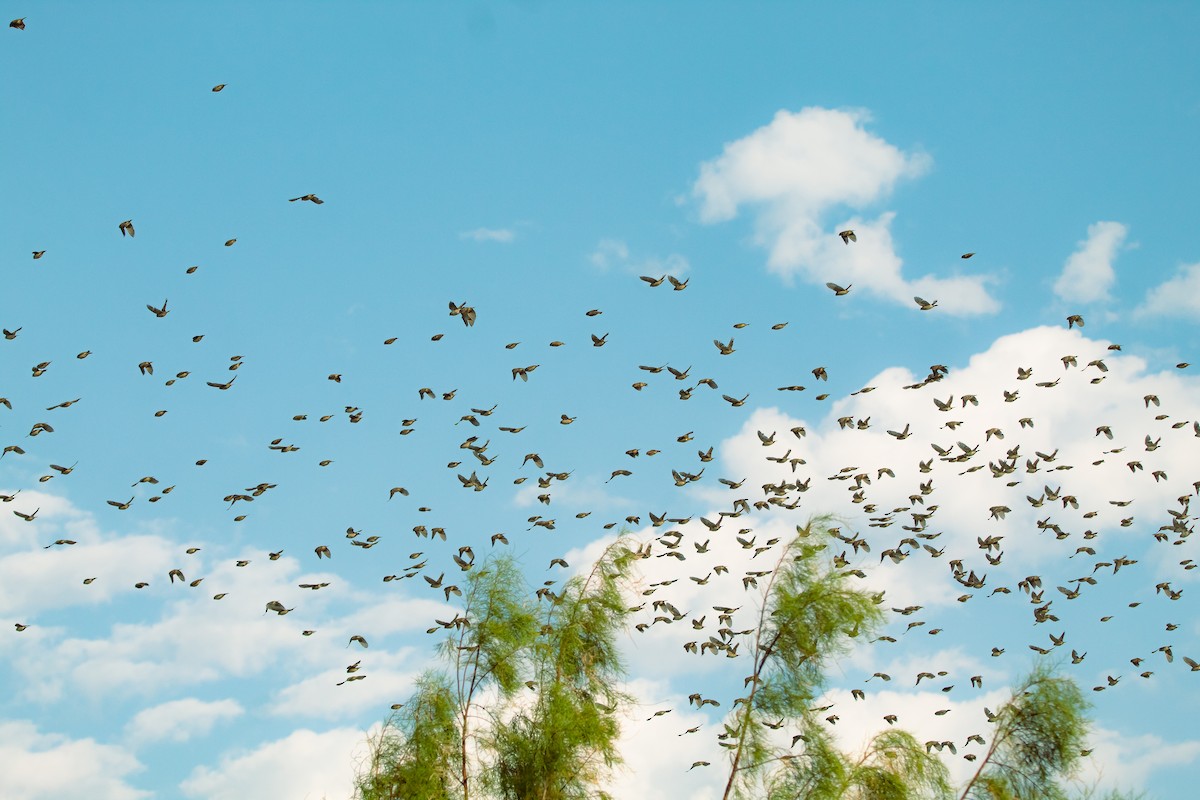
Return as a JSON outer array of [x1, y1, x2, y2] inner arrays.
[[2, 3, 1199, 798]]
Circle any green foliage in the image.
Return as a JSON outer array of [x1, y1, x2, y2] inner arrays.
[[355, 538, 638, 800], [357, 673, 460, 800], [961, 662, 1092, 800], [722, 519, 887, 800], [353, 525, 1131, 800], [485, 538, 639, 800]]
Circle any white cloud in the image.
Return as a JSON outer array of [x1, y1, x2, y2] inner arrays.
[[692, 107, 998, 314], [1135, 261, 1200, 319], [556, 322, 1200, 793], [459, 227, 515, 243], [604, 678, 722, 800], [1054, 221, 1127, 304], [0, 720, 149, 800], [588, 238, 689, 277], [180, 727, 369, 800], [589, 238, 629, 268], [124, 698, 244, 746], [1077, 726, 1200, 792], [266, 649, 421, 720]]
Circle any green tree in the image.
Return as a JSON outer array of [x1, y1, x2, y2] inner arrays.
[[716, 520, 950, 800], [354, 539, 639, 800], [484, 537, 640, 800], [959, 663, 1092, 800]]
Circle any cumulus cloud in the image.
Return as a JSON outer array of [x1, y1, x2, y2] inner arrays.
[[1054, 221, 1127, 304], [558, 323, 1199, 790], [692, 107, 998, 314], [1135, 261, 1200, 319], [124, 698, 244, 746], [180, 727, 368, 800], [0, 720, 148, 800], [1077, 726, 1200, 792], [588, 238, 689, 277], [459, 227, 515, 243]]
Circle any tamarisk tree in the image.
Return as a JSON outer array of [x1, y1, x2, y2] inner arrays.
[[354, 539, 639, 800]]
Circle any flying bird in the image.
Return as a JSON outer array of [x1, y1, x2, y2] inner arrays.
[[838, 230, 856, 244]]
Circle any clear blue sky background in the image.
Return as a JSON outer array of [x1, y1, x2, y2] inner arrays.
[[2, 3, 1198, 799]]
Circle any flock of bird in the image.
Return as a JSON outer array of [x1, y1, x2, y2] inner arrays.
[[3, 36, 1196, 783]]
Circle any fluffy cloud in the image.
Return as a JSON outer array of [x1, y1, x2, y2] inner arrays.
[[589, 238, 689, 277], [561, 323, 1199, 791], [692, 107, 998, 314], [0, 720, 148, 800], [459, 227, 515, 243], [1054, 221, 1127, 304], [1135, 261, 1200, 319], [1077, 726, 1200, 792], [180, 727, 369, 800], [124, 698, 244, 746]]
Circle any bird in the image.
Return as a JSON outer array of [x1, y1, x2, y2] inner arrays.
[[10, 18, 26, 29], [212, 84, 226, 92], [349, 635, 368, 648], [1066, 314, 1085, 329], [838, 230, 856, 244], [119, 219, 135, 237], [289, 194, 324, 204], [914, 296, 938, 311], [32, 250, 45, 259], [826, 282, 852, 296], [314, 545, 331, 559], [146, 299, 169, 318], [962, 252, 975, 259], [668, 275, 689, 291], [640, 275, 666, 287]]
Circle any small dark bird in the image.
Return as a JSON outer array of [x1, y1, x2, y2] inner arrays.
[[289, 194, 324, 204], [119, 219, 135, 237], [10, 18, 26, 30], [826, 282, 851, 296], [838, 230, 856, 244], [146, 299, 169, 318]]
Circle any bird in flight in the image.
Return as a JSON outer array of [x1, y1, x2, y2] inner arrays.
[[146, 299, 169, 318], [10, 18, 26, 30], [212, 84, 226, 92], [289, 194, 324, 204], [838, 229, 856, 244], [826, 282, 851, 297], [119, 219, 135, 237]]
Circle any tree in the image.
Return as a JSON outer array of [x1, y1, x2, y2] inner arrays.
[[483, 537, 640, 800], [958, 663, 1092, 800], [354, 539, 639, 800], [356, 524, 1139, 800], [714, 520, 951, 800]]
